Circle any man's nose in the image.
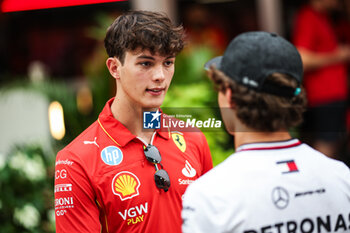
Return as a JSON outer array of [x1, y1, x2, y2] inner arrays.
[[152, 65, 165, 82]]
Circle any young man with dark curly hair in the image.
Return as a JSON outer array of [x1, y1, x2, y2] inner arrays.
[[182, 31, 350, 233], [54, 11, 212, 233]]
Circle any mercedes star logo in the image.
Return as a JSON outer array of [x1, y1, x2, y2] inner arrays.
[[271, 186, 289, 209]]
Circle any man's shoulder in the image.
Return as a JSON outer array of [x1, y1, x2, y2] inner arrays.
[[308, 146, 350, 177], [181, 130, 206, 142], [59, 120, 100, 157], [184, 153, 246, 211], [187, 153, 241, 190]]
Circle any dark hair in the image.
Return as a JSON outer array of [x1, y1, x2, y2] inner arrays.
[[208, 67, 307, 132], [104, 10, 185, 63]]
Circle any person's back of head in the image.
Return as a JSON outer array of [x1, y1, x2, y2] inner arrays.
[[206, 31, 307, 132], [104, 10, 185, 64]]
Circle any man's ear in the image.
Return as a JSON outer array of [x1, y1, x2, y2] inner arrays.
[[224, 87, 236, 109], [106, 57, 121, 79]]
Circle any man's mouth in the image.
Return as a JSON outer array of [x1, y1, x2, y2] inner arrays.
[[146, 87, 165, 95]]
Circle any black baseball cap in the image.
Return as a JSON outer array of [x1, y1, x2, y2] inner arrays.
[[205, 31, 303, 98]]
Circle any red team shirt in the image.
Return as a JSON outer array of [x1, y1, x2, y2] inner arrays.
[[54, 98, 213, 233], [293, 6, 348, 106]]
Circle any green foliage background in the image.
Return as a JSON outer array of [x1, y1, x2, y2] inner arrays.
[[0, 146, 55, 233]]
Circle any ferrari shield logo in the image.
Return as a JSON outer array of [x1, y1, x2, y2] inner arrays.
[[172, 133, 186, 153]]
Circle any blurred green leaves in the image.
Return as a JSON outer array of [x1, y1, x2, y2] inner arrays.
[[0, 145, 55, 233]]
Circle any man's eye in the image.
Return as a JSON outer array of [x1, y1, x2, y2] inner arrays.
[[140, 62, 151, 67], [164, 61, 174, 66]]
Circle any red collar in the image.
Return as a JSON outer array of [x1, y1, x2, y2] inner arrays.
[[98, 98, 170, 147], [236, 139, 301, 152]]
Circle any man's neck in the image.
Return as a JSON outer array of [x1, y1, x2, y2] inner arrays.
[[234, 131, 292, 150], [110, 97, 156, 144]]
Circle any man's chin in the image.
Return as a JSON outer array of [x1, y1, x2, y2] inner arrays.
[[143, 102, 163, 110], [143, 99, 165, 109]]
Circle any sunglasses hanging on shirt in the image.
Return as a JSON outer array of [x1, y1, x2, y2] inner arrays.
[[143, 145, 171, 192]]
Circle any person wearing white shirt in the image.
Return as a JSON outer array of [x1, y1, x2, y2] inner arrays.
[[182, 31, 350, 233]]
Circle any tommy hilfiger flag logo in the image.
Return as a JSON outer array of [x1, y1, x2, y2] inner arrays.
[[276, 160, 299, 174]]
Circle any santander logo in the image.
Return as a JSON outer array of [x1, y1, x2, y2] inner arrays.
[[182, 160, 196, 178]]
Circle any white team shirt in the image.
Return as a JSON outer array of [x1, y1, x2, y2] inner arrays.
[[182, 139, 350, 233]]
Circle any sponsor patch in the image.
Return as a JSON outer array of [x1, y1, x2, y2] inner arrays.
[[118, 202, 148, 225], [276, 160, 299, 174], [101, 146, 123, 166], [55, 197, 74, 210], [172, 133, 186, 152], [55, 169, 67, 180], [182, 160, 196, 178], [243, 212, 350, 233], [55, 159, 74, 166], [271, 186, 289, 209], [178, 178, 194, 185], [295, 188, 326, 198], [55, 209, 67, 217], [112, 171, 141, 201], [55, 184, 72, 193]]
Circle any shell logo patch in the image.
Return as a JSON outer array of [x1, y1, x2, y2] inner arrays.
[[112, 171, 141, 201], [172, 133, 186, 153]]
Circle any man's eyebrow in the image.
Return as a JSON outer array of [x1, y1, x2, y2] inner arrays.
[[136, 55, 175, 60], [136, 55, 155, 60]]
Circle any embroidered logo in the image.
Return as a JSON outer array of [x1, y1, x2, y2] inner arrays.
[[172, 133, 186, 152], [276, 160, 299, 174], [83, 137, 99, 148]]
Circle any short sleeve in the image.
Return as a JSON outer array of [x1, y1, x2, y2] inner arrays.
[[55, 150, 101, 233]]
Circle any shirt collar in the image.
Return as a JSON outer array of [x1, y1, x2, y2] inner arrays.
[[156, 127, 171, 140], [98, 98, 170, 147], [236, 138, 301, 152]]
